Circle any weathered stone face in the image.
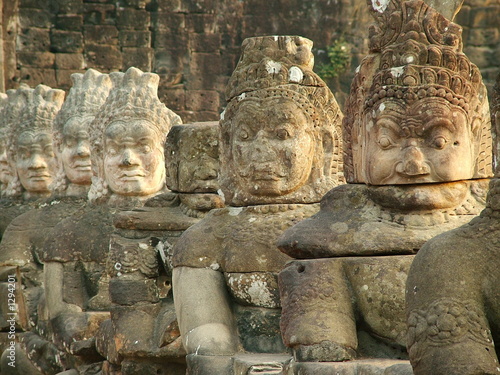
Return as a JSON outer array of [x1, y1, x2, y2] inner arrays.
[[103, 119, 165, 197], [60, 116, 92, 185], [363, 98, 473, 185], [343, 0, 493, 184], [220, 35, 344, 206], [165, 122, 220, 194], [229, 97, 314, 198], [15, 130, 56, 194]]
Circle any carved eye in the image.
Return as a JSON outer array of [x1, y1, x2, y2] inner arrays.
[[139, 145, 152, 153], [238, 129, 249, 141], [107, 147, 117, 156], [44, 146, 54, 157], [433, 136, 447, 149], [378, 136, 394, 149], [276, 128, 291, 140]]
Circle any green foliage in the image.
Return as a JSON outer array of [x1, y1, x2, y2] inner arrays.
[[316, 39, 352, 79]]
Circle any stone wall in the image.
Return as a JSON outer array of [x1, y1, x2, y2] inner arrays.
[[1, 0, 499, 122]]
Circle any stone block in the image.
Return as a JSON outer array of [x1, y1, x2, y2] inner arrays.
[[186, 52, 223, 90], [121, 360, 186, 375], [19, 8, 52, 28], [157, 0, 182, 12], [185, 90, 220, 112], [19, 67, 57, 88], [122, 47, 153, 71], [56, 69, 85, 89], [470, 6, 500, 27], [233, 353, 293, 375], [182, 0, 218, 13], [55, 53, 85, 70], [154, 31, 188, 49], [19, 0, 50, 9], [116, 8, 150, 30], [455, 5, 470, 26], [463, 46, 495, 69], [16, 28, 50, 52], [119, 30, 151, 47], [17, 52, 55, 68], [158, 85, 186, 111], [51, 0, 84, 14], [189, 33, 221, 53], [84, 25, 119, 45], [185, 14, 217, 33], [152, 12, 185, 31], [84, 44, 122, 70], [154, 50, 188, 84], [289, 359, 413, 375], [467, 28, 500, 46], [83, 4, 116, 25], [186, 354, 233, 375], [181, 111, 219, 122], [109, 278, 159, 305], [234, 305, 286, 354], [50, 30, 84, 53], [55, 15, 84, 31]]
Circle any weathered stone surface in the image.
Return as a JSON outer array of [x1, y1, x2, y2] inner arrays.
[[50, 30, 84, 53], [405, 71, 500, 375], [289, 359, 413, 375]]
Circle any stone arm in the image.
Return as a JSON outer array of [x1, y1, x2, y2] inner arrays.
[[44, 261, 82, 319], [173, 266, 240, 356]]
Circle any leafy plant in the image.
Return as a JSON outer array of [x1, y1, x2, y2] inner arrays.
[[316, 38, 352, 79]]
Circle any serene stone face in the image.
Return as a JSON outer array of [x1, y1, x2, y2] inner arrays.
[[16, 130, 56, 194], [104, 120, 164, 196], [363, 98, 473, 185], [60, 116, 92, 185], [0, 135, 13, 186], [231, 97, 314, 197]]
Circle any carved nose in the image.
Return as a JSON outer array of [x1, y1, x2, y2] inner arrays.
[[398, 147, 430, 176], [29, 154, 47, 169], [120, 150, 138, 166], [76, 141, 90, 157]]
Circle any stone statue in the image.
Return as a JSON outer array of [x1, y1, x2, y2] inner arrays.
[[277, 0, 493, 372], [4, 85, 64, 200], [405, 71, 500, 375], [33, 67, 181, 374], [0, 71, 114, 375], [171, 35, 343, 374], [94, 122, 223, 375]]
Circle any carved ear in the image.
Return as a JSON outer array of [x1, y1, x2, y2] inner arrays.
[[321, 128, 335, 178]]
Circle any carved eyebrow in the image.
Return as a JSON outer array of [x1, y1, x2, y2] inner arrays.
[[375, 118, 400, 133], [421, 118, 455, 133]]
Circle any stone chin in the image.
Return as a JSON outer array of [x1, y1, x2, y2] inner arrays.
[[366, 180, 470, 211]]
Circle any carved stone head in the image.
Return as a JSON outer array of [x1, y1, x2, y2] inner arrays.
[[220, 36, 344, 206], [343, 0, 492, 185], [165, 122, 220, 193], [88, 67, 182, 204], [6, 85, 64, 199], [51, 69, 112, 196]]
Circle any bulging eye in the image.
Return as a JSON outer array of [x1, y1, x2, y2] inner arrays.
[[140, 145, 152, 153], [378, 136, 394, 149], [238, 129, 249, 140], [276, 128, 291, 140], [433, 136, 447, 149]]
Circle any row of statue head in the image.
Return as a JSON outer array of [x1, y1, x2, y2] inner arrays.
[[0, 0, 494, 209], [0, 67, 225, 207]]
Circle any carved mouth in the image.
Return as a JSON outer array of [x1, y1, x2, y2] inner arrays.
[[28, 174, 51, 181]]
